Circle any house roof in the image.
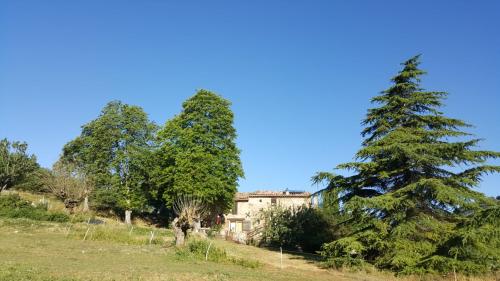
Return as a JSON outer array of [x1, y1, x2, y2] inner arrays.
[[235, 190, 310, 201]]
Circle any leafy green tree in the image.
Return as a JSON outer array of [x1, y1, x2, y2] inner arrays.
[[0, 139, 39, 192], [155, 90, 244, 218], [260, 205, 337, 252], [12, 166, 51, 193], [63, 101, 157, 223], [318, 56, 500, 274]]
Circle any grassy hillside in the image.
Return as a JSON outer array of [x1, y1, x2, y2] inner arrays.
[[0, 192, 496, 281]]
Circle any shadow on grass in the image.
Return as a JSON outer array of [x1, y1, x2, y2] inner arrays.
[[259, 246, 326, 266]]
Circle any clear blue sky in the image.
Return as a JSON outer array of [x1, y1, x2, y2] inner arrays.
[[1, 1, 499, 196]]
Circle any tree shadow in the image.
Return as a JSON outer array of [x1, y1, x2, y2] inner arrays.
[[260, 246, 326, 266]]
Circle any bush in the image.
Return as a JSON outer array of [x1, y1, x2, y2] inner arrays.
[[185, 239, 228, 262], [90, 189, 122, 214], [0, 194, 69, 222], [207, 223, 223, 238], [321, 205, 500, 275], [260, 205, 337, 253], [11, 167, 51, 194], [44, 212, 71, 222], [176, 239, 261, 268], [320, 237, 366, 269]]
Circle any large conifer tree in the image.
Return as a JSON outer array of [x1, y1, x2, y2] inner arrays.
[[319, 56, 500, 274]]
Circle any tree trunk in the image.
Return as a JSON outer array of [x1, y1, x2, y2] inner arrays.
[[193, 219, 201, 233], [125, 210, 132, 225], [0, 184, 6, 193], [83, 196, 89, 212], [172, 218, 185, 246], [175, 228, 185, 246]]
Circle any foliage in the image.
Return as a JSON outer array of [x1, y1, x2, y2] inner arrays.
[[0, 194, 69, 222], [11, 167, 51, 193], [420, 204, 500, 273], [90, 188, 122, 214], [260, 205, 337, 253], [184, 239, 228, 262], [321, 237, 365, 269], [62, 101, 158, 216], [172, 195, 206, 235], [176, 239, 261, 268], [155, 89, 244, 216], [44, 159, 93, 203], [0, 139, 39, 192], [207, 223, 223, 238], [317, 55, 500, 274]]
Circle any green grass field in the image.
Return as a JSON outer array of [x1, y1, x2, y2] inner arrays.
[[0, 192, 496, 281]]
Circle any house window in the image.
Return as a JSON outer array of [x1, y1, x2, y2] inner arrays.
[[271, 198, 276, 205], [243, 220, 252, 231]]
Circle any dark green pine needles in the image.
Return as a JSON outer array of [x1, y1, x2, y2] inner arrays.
[[319, 55, 500, 274]]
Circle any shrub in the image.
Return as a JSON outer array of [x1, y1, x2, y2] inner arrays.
[[320, 237, 366, 269], [176, 239, 261, 268], [90, 189, 122, 214], [186, 239, 228, 262], [44, 212, 71, 222], [0, 194, 69, 222], [260, 205, 337, 253], [207, 223, 223, 238], [11, 167, 51, 194]]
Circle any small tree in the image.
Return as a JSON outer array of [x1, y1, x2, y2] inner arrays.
[[172, 195, 207, 246], [260, 205, 336, 252], [12, 167, 51, 193], [0, 139, 38, 192], [44, 159, 93, 213]]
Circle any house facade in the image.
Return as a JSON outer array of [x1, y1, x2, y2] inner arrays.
[[223, 190, 311, 241]]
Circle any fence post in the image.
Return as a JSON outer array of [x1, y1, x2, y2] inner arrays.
[[149, 231, 155, 245], [206, 241, 213, 261], [65, 225, 72, 237], [89, 226, 95, 240], [280, 246, 283, 269], [83, 227, 91, 241]]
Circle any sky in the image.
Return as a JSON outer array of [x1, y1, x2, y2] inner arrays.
[[1, 1, 499, 196]]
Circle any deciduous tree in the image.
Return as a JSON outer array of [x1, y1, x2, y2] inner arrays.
[[155, 90, 244, 218], [63, 101, 157, 223], [44, 159, 93, 212], [0, 139, 38, 192]]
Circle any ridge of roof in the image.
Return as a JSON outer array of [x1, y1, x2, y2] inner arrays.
[[235, 190, 310, 199]]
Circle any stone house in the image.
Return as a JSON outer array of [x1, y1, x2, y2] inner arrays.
[[224, 189, 311, 240]]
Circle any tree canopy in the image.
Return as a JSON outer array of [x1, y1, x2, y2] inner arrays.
[[0, 138, 39, 192], [317, 56, 500, 274], [155, 89, 244, 216], [44, 159, 92, 203], [62, 101, 158, 221]]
